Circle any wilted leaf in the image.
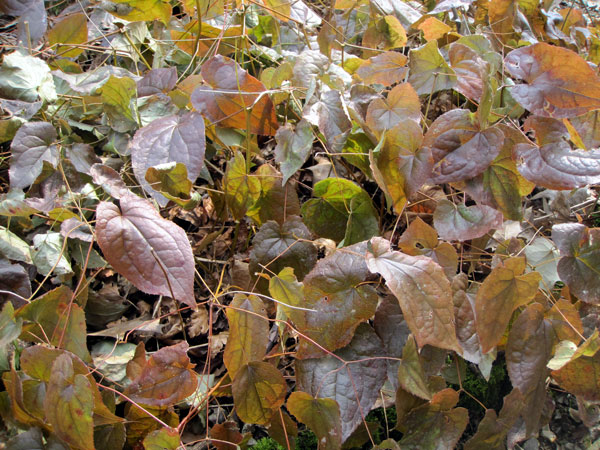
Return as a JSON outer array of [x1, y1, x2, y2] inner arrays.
[[274, 119, 313, 184], [552, 223, 600, 304], [366, 83, 421, 136], [303, 89, 352, 152], [294, 242, 379, 358], [223, 151, 261, 220], [408, 41, 456, 95], [506, 303, 553, 435], [44, 354, 94, 450], [423, 109, 504, 184], [131, 112, 206, 206], [105, 0, 172, 23], [143, 427, 180, 450], [191, 55, 278, 135], [223, 294, 269, 379], [301, 178, 379, 245], [356, 51, 408, 86], [287, 391, 342, 450], [9, 121, 58, 189], [513, 116, 600, 190], [475, 257, 541, 353], [95, 194, 196, 308], [47, 13, 88, 58], [505, 43, 600, 118], [366, 237, 461, 353], [125, 342, 197, 406], [249, 216, 317, 281], [296, 324, 387, 441], [91, 342, 137, 386], [370, 122, 430, 213], [231, 361, 286, 425], [433, 199, 503, 241]]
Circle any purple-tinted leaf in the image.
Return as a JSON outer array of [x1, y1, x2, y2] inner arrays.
[[552, 223, 600, 304], [452, 274, 485, 365], [423, 109, 504, 184], [356, 51, 408, 86], [505, 43, 600, 118], [90, 164, 129, 199], [274, 119, 314, 184], [60, 217, 93, 242], [304, 90, 351, 153], [137, 67, 178, 97], [96, 194, 196, 308], [296, 324, 387, 441], [449, 43, 489, 101], [131, 112, 206, 206], [125, 342, 197, 407], [366, 237, 461, 353], [66, 144, 101, 175], [9, 122, 58, 189], [0, 260, 30, 307], [433, 199, 503, 241]]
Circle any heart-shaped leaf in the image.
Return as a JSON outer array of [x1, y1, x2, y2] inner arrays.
[[505, 43, 600, 118], [303, 90, 352, 152], [408, 41, 456, 95], [366, 83, 421, 136], [287, 391, 342, 450], [96, 194, 196, 308], [356, 51, 408, 86], [274, 119, 314, 184], [433, 199, 503, 241], [9, 122, 58, 189], [131, 112, 206, 206]]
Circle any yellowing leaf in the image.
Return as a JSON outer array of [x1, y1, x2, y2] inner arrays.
[[505, 43, 600, 118], [143, 427, 180, 450], [223, 151, 261, 220], [48, 13, 88, 58], [366, 83, 421, 136], [475, 257, 541, 353], [356, 51, 408, 86], [408, 41, 456, 95], [287, 392, 342, 450], [417, 17, 452, 41], [107, 0, 172, 24]]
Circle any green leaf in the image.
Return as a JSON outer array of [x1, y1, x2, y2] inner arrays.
[[32, 231, 73, 276], [301, 178, 378, 245], [0, 302, 22, 371], [223, 294, 269, 380], [145, 162, 193, 202], [100, 75, 137, 131], [397, 335, 432, 400], [44, 354, 95, 450], [0, 52, 56, 102], [408, 41, 456, 95], [224, 151, 261, 220], [0, 226, 32, 263], [287, 391, 342, 450], [143, 428, 180, 450], [231, 361, 286, 425], [366, 237, 461, 353]]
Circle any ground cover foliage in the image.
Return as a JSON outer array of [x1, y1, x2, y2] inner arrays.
[[0, 0, 600, 448]]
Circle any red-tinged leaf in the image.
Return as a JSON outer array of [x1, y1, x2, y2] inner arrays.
[[452, 274, 486, 365], [513, 116, 600, 190], [475, 257, 541, 353], [408, 40, 456, 95], [17, 286, 91, 362], [137, 67, 178, 97], [464, 389, 524, 450], [366, 237, 461, 353], [506, 303, 554, 435], [90, 164, 129, 199], [552, 223, 600, 304], [296, 324, 387, 441], [416, 17, 452, 41], [423, 109, 504, 184], [551, 338, 600, 402], [397, 394, 468, 449], [130, 112, 206, 206], [44, 354, 94, 450], [95, 194, 196, 308], [125, 342, 197, 407], [124, 404, 179, 447], [0, 260, 30, 307], [505, 43, 600, 118], [374, 296, 411, 389], [249, 216, 317, 282], [143, 427, 180, 450], [433, 199, 503, 241], [398, 335, 433, 400], [294, 242, 378, 358], [545, 299, 583, 345], [267, 409, 298, 449], [246, 164, 301, 226], [303, 89, 352, 152], [9, 121, 58, 189], [365, 83, 421, 136], [464, 125, 535, 221], [287, 391, 342, 450], [47, 13, 87, 58], [449, 43, 489, 101], [398, 217, 458, 279], [210, 421, 244, 450], [274, 119, 314, 185], [356, 51, 408, 86], [231, 361, 286, 425], [191, 55, 278, 135], [223, 151, 261, 220], [223, 294, 269, 380]]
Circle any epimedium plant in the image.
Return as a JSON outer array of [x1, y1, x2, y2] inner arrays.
[[0, 0, 600, 448]]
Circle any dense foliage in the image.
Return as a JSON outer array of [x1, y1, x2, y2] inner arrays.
[[1, 0, 600, 448]]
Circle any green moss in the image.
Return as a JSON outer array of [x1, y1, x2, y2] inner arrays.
[[296, 430, 318, 450], [251, 437, 285, 450]]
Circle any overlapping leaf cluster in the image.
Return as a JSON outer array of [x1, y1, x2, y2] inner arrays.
[[1, 0, 600, 448]]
